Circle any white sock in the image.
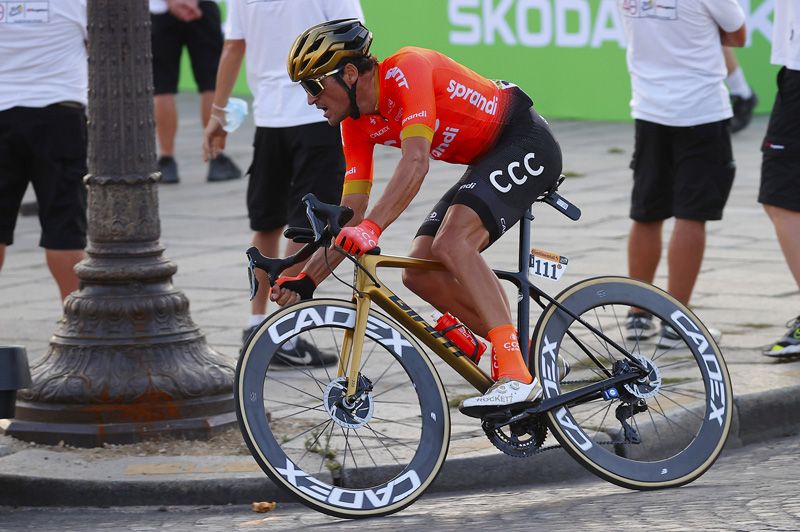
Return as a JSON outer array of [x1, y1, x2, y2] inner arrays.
[[726, 67, 752, 99], [248, 314, 267, 327]]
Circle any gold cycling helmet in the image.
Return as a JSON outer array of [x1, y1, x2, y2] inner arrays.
[[287, 18, 373, 82]]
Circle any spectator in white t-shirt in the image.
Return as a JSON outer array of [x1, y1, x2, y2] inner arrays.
[[202, 0, 364, 365], [150, 0, 242, 184], [617, 0, 746, 347], [0, 1, 88, 303], [759, 0, 800, 358]]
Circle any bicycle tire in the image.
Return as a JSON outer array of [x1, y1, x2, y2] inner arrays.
[[531, 276, 732, 490], [235, 298, 450, 518]]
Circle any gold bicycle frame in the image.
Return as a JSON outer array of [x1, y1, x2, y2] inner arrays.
[[338, 252, 494, 397]]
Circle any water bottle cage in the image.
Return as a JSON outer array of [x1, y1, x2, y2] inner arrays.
[[440, 323, 481, 360]]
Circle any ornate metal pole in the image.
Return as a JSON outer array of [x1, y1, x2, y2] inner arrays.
[[0, 0, 235, 446]]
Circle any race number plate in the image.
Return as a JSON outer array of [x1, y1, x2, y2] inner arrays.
[[529, 248, 568, 282]]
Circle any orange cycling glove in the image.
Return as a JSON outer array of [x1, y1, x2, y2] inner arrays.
[[274, 272, 316, 300], [336, 219, 382, 257]]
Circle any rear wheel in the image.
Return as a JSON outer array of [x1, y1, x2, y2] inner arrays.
[[235, 299, 450, 518], [532, 277, 732, 489]]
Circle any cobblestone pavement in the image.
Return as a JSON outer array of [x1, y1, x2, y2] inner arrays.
[[2, 434, 798, 530]]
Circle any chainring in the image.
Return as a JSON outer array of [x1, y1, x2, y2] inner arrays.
[[482, 413, 549, 458]]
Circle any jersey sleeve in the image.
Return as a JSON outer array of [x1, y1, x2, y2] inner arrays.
[[341, 121, 375, 197], [384, 55, 437, 143], [224, 0, 246, 40], [324, 0, 365, 23], [704, 0, 745, 33]]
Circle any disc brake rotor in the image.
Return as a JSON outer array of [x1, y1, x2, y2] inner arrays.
[[623, 355, 662, 399], [323, 374, 374, 429]]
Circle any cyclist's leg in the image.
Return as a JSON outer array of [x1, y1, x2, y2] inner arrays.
[[453, 107, 562, 412], [431, 205, 509, 331], [404, 234, 493, 335]]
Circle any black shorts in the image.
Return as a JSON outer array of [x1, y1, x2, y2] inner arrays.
[[416, 88, 562, 245], [0, 104, 88, 249], [247, 122, 345, 232], [760, 67, 800, 212], [629, 119, 735, 222], [151, 1, 223, 95]]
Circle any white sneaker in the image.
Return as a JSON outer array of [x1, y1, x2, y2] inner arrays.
[[458, 377, 542, 418]]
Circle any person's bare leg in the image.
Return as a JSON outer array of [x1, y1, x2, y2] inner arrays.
[[666, 218, 706, 306], [723, 46, 738, 76], [764, 205, 800, 288], [251, 229, 283, 316], [250, 229, 309, 317], [154, 94, 178, 157], [200, 90, 214, 129], [45, 249, 84, 302], [0, 243, 5, 271], [628, 220, 663, 283]]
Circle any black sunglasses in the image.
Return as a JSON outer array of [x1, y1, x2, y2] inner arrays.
[[300, 67, 343, 97]]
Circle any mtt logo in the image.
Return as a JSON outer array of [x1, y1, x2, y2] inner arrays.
[[277, 459, 421, 509], [489, 152, 544, 193], [385, 66, 409, 89]]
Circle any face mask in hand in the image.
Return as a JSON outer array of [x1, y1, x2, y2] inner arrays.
[[221, 98, 249, 133]]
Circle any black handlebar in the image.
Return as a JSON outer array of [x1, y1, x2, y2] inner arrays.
[[245, 194, 353, 293]]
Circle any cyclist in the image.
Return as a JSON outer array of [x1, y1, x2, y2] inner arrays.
[[270, 19, 562, 417]]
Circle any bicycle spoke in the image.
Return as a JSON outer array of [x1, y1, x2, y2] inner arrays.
[[365, 424, 403, 464], [267, 375, 326, 403], [296, 419, 334, 464], [371, 379, 413, 401], [365, 424, 418, 452], [318, 421, 337, 474], [353, 429, 379, 467], [369, 415, 422, 430], [649, 397, 699, 438], [370, 357, 401, 390], [269, 403, 327, 423], [307, 329, 334, 384]]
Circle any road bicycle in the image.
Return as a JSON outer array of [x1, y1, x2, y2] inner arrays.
[[235, 185, 733, 519]]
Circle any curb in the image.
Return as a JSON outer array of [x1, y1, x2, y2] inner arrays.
[[1, 384, 799, 507]]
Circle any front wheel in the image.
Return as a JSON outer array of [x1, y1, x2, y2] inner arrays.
[[235, 299, 450, 518], [532, 276, 732, 490]]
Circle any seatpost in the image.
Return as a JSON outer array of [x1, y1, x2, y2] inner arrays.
[[517, 208, 534, 365]]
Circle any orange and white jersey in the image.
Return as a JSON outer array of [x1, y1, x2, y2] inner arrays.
[[341, 47, 517, 196]]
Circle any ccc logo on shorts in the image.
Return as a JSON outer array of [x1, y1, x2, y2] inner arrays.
[[490, 152, 544, 193]]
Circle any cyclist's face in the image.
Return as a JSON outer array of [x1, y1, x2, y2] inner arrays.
[[307, 67, 356, 126]]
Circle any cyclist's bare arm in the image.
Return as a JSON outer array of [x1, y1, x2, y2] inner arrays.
[[363, 136, 430, 228], [269, 136, 431, 305]]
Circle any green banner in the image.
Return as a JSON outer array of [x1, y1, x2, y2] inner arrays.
[[180, 0, 777, 121]]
